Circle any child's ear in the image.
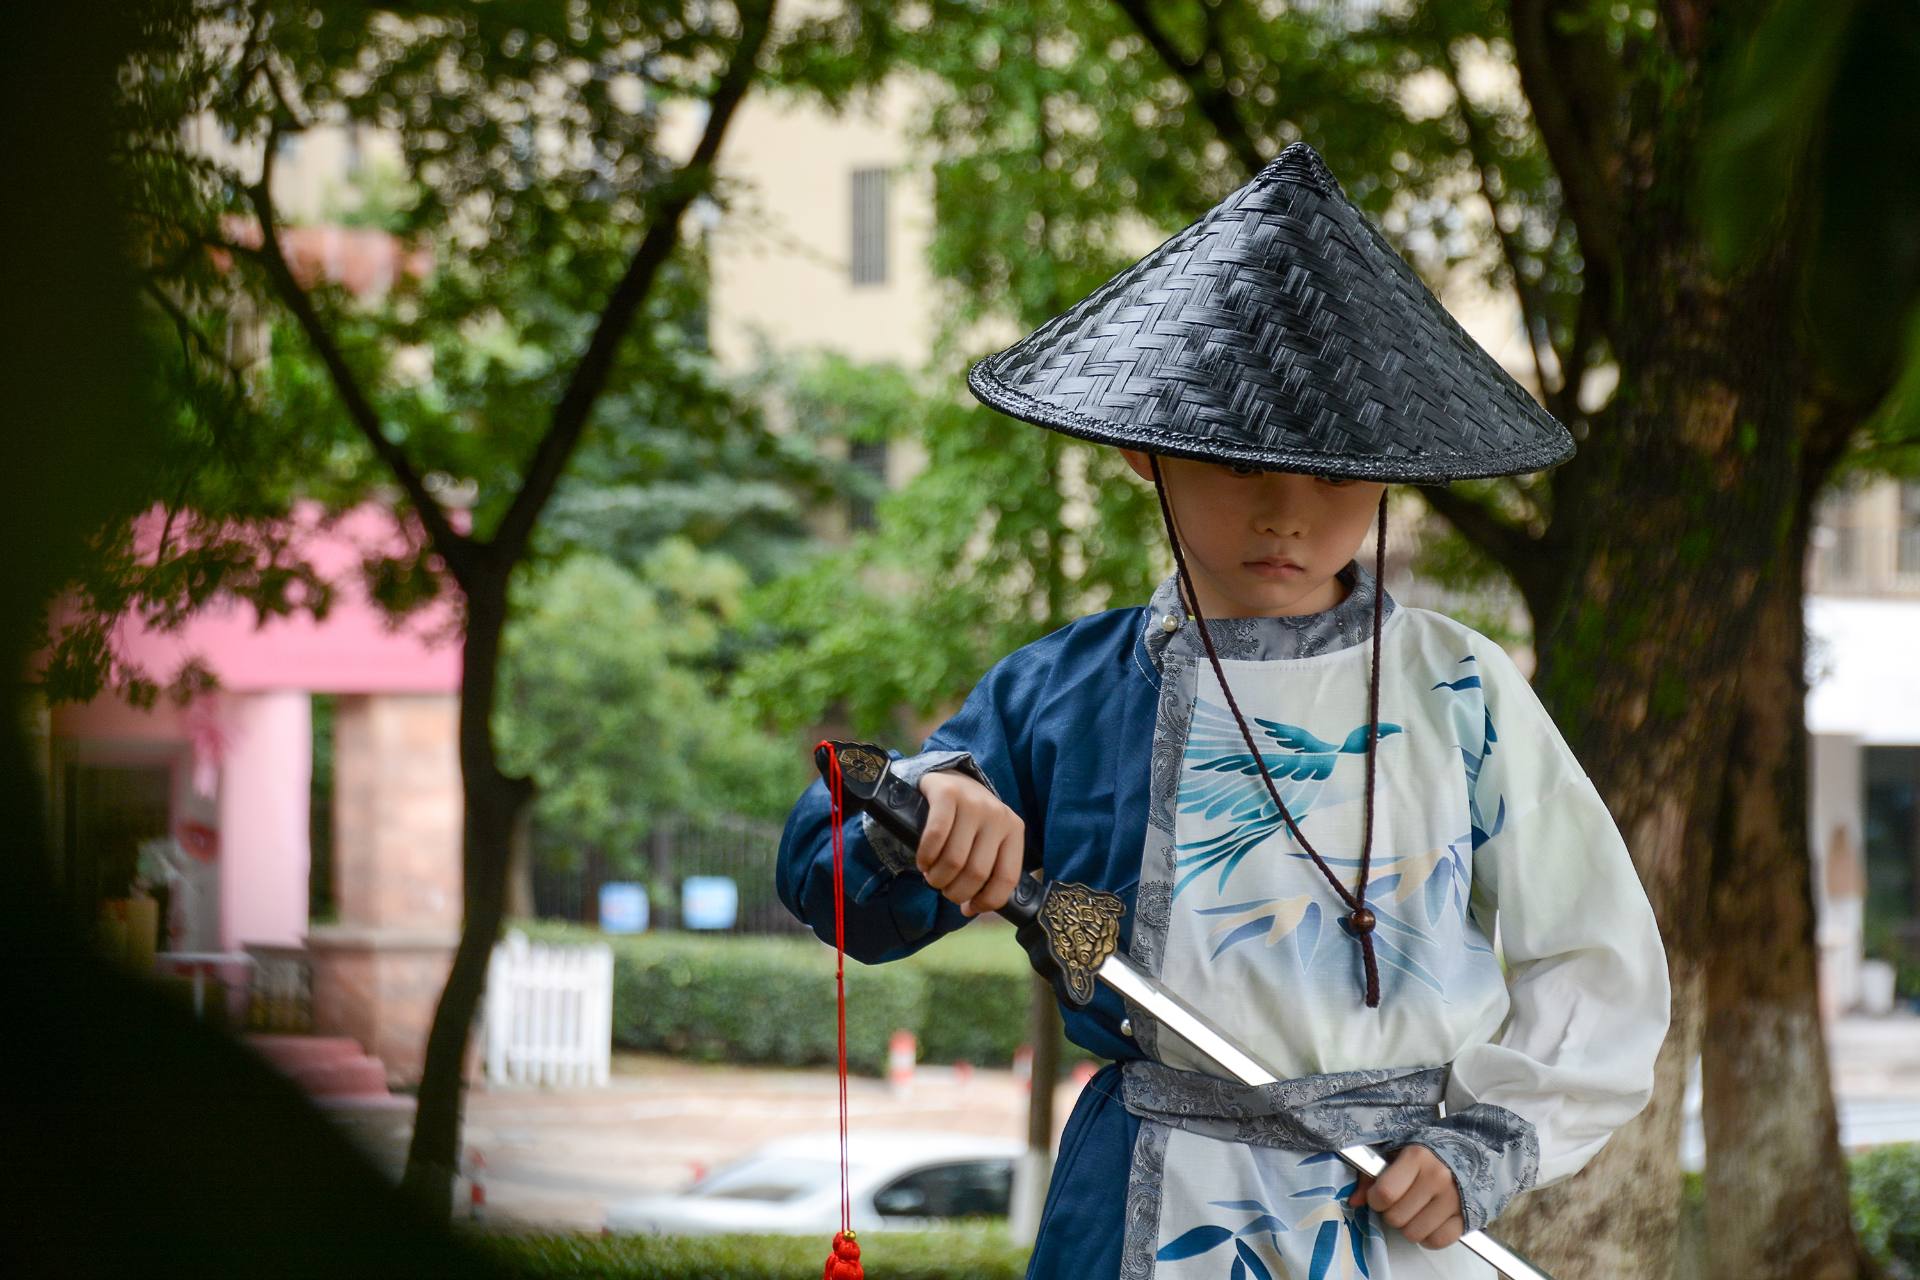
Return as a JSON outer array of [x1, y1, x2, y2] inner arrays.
[[1118, 448, 1154, 482]]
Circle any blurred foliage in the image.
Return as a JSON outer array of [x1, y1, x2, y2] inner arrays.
[[899, 0, 1539, 336], [498, 546, 813, 866], [1849, 1143, 1920, 1278], [63, 0, 901, 704], [736, 0, 1566, 735], [1407, 522, 1530, 652], [1698, 0, 1920, 429], [733, 350, 1162, 741], [1678, 1151, 1920, 1280], [1695, 0, 1920, 499]]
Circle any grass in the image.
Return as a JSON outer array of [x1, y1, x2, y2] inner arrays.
[[475, 1223, 1030, 1279]]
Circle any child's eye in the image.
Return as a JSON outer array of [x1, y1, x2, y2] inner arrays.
[[1316, 473, 1354, 487], [1227, 463, 1261, 478]]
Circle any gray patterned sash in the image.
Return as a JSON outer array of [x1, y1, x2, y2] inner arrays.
[[1120, 1056, 1448, 1154], [1118, 1055, 1539, 1252]]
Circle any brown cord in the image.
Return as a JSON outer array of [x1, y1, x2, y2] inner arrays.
[[1149, 456, 1390, 1007]]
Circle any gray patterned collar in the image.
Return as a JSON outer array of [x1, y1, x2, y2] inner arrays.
[[1141, 558, 1395, 672]]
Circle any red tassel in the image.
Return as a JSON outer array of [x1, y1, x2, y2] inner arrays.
[[823, 1229, 864, 1279], [815, 745, 863, 1276]]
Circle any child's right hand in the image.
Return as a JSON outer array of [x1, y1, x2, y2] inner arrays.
[[915, 769, 1026, 918]]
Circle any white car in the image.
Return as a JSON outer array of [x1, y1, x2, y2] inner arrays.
[[605, 1130, 1027, 1236]]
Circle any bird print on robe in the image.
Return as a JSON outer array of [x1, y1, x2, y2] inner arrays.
[[1173, 698, 1403, 902], [1432, 655, 1508, 853], [1176, 660, 1502, 994]]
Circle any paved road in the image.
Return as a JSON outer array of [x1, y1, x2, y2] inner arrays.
[[329, 1054, 1090, 1230], [323, 1011, 1920, 1230]]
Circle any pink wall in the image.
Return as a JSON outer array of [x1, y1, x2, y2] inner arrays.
[[216, 691, 313, 950], [44, 500, 469, 953], [62, 500, 465, 696]]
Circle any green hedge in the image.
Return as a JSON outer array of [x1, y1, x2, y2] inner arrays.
[[512, 920, 1095, 1077], [515, 923, 922, 1076], [476, 1224, 1028, 1279], [1677, 1145, 1919, 1279], [1852, 1143, 1920, 1278]]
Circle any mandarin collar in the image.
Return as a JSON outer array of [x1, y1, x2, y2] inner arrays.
[[1140, 558, 1396, 673]]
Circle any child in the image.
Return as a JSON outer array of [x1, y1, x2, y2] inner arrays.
[[776, 142, 1670, 1280]]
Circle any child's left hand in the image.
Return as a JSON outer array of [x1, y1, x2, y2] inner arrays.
[[1346, 1144, 1466, 1249]]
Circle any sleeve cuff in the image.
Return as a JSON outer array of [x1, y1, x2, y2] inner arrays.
[[1402, 1102, 1541, 1234], [860, 749, 1000, 876]]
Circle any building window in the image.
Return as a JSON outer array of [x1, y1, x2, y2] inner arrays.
[[851, 167, 889, 286], [1813, 485, 1860, 587], [1899, 482, 1920, 577], [847, 439, 888, 531]]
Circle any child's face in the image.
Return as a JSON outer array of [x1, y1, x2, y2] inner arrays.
[[1120, 448, 1388, 618]]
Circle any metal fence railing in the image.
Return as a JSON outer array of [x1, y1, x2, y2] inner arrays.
[[530, 811, 808, 936]]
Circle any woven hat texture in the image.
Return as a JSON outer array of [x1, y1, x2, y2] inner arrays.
[[966, 142, 1574, 482]]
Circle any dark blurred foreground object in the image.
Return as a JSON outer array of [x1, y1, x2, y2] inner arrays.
[[1698, 0, 1920, 408], [0, 913, 516, 1280], [0, 4, 509, 1277]]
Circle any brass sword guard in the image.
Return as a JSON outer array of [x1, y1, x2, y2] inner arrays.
[[1004, 873, 1124, 1007]]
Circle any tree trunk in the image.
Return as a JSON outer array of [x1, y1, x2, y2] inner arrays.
[[1699, 442, 1875, 1279], [1020, 972, 1061, 1237], [651, 822, 676, 930], [505, 798, 535, 922], [400, 574, 534, 1220], [1489, 194, 1806, 1270]]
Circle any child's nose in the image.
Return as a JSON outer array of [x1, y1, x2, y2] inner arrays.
[[1249, 473, 1325, 527]]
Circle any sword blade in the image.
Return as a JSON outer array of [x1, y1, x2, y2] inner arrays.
[[1095, 950, 1553, 1280]]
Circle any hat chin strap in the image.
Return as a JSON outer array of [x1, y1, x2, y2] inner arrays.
[[1146, 454, 1390, 1008]]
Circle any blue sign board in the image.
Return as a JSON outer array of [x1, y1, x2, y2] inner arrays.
[[681, 876, 738, 930], [599, 882, 649, 934]]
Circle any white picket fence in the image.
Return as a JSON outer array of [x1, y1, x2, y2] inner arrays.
[[484, 930, 613, 1087]]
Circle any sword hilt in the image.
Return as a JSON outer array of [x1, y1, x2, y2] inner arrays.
[[814, 741, 1124, 1009]]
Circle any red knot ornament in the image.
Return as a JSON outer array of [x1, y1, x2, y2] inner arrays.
[[823, 1230, 864, 1279]]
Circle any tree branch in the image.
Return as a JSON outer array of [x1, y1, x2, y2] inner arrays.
[[225, 0, 273, 115], [1545, 212, 1598, 426], [1436, 37, 1561, 415], [143, 276, 249, 383], [244, 121, 473, 585], [1414, 481, 1559, 611], [1508, 0, 1623, 286], [1111, 0, 1264, 176], [489, 0, 778, 567]]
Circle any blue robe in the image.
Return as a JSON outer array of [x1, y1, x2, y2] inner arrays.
[[775, 562, 1668, 1279], [777, 597, 1153, 1275]]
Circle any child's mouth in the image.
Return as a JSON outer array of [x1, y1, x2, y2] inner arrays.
[[1244, 559, 1304, 578]]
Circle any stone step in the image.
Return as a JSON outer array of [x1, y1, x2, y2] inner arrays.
[[288, 1054, 391, 1097], [244, 1033, 396, 1099], [313, 1092, 414, 1111], [244, 1032, 366, 1073]]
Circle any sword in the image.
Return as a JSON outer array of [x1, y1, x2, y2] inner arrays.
[[816, 741, 1553, 1280]]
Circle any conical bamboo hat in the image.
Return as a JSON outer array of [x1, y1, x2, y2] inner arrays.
[[967, 142, 1573, 482]]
